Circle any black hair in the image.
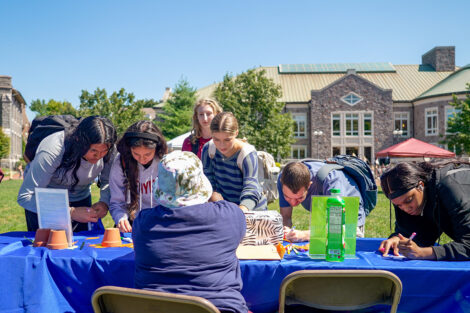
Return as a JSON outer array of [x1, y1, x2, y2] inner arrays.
[[57, 116, 117, 189], [381, 159, 470, 200], [116, 120, 167, 220]]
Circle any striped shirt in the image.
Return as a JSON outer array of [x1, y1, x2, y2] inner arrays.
[[202, 143, 267, 211]]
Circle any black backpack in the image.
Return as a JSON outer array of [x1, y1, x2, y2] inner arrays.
[[303, 155, 378, 216], [24, 115, 81, 163], [189, 134, 199, 155]]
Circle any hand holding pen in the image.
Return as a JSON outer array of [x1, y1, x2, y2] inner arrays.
[[379, 232, 416, 257], [408, 232, 416, 243]]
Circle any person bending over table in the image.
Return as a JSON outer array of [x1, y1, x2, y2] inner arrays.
[[132, 150, 248, 313], [182, 98, 222, 159], [108, 121, 167, 233], [280, 161, 366, 242], [17, 116, 117, 232], [201, 112, 267, 211], [379, 160, 470, 261]]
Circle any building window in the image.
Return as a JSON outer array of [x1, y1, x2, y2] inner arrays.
[[332, 114, 341, 136], [446, 106, 461, 134], [332, 146, 341, 156], [346, 146, 359, 156], [363, 113, 372, 136], [394, 112, 409, 137], [425, 108, 438, 136], [345, 113, 359, 136], [364, 147, 372, 164], [341, 92, 363, 106], [293, 114, 307, 138], [291, 146, 307, 159]]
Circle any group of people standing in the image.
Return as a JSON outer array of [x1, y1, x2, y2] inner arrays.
[[17, 99, 267, 233], [14, 98, 470, 312], [16, 98, 268, 313]]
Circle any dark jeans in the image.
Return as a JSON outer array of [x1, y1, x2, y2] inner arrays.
[[25, 195, 93, 232]]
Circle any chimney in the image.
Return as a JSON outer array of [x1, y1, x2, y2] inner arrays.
[[421, 46, 455, 71], [160, 87, 172, 102]]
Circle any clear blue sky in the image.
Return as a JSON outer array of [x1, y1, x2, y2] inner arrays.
[[1, 0, 469, 121]]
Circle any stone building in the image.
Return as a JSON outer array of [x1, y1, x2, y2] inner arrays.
[[197, 46, 468, 161], [0, 76, 29, 169]]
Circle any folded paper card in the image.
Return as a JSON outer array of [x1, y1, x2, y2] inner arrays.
[[35, 188, 73, 247]]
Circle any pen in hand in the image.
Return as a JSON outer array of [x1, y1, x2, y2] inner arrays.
[[408, 232, 416, 243]]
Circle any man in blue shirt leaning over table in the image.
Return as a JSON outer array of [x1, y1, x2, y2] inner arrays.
[[279, 160, 366, 241]]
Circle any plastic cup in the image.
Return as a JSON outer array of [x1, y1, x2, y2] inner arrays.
[[33, 228, 51, 247], [46, 230, 69, 250], [101, 228, 122, 247]]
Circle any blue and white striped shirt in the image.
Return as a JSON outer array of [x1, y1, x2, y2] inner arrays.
[[202, 144, 267, 211]]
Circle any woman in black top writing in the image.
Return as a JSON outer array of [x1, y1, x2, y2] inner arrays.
[[379, 160, 470, 261]]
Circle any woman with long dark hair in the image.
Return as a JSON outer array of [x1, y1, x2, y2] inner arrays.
[[109, 121, 167, 233], [379, 159, 470, 261], [18, 116, 117, 232]]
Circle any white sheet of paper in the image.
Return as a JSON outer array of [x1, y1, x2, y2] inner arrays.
[[383, 254, 405, 260], [35, 188, 73, 246]]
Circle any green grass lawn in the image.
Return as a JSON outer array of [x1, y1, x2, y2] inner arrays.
[[0, 179, 451, 243]]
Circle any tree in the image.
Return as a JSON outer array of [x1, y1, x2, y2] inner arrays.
[[442, 84, 470, 155], [158, 79, 196, 140], [135, 99, 160, 108], [78, 88, 145, 134], [214, 68, 295, 159], [30, 99, 78, 117], [0, 128, 10, 159]]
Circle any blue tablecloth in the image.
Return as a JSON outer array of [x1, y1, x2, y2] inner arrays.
[[1, 232, 470, 313]]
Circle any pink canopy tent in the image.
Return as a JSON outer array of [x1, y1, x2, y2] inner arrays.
[[376, 138, 455, 158]]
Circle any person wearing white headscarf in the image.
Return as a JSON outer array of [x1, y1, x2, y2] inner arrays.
[[132, 151, 248, 313]]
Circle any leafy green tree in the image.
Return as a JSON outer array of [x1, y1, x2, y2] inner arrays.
[[443, 84, 470, 155], [78, 88, 145, 134], [30, 99, 78, 117], [0, 128, 10, 159], [159, 79, 196, 140], [214, 68, 295, 159], [135, 99, 160, 108]]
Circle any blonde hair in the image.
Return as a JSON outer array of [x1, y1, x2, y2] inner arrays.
[[191, 98, 223, 143], [210, 111, 239, 135]]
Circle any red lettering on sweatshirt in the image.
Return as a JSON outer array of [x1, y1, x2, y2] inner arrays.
[[138, 177, 157, 194]]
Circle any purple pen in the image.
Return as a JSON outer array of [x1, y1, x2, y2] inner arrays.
[[409, 232, 417, 241]]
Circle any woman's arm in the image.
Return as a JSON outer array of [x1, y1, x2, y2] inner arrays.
[[108, 155, 130, 228], [239, 151, 262, 210], [17, 148, 62, 212], [181, 136, 192, 152], [201, 143, 217, 190]]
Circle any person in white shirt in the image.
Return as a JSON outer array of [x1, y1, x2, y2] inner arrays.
[[109, 121, 167, 233]]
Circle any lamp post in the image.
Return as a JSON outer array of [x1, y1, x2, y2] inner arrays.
[[392, 129, 403, 144], [313, 130, 323, 159]]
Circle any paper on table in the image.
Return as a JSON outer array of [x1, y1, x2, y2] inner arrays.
[[382, 254, 405, 260], [236, 245, 281, 260], [35, 188, 73, 246]]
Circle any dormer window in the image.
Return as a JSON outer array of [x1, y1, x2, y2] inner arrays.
[[341, 92, 362, 106]]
